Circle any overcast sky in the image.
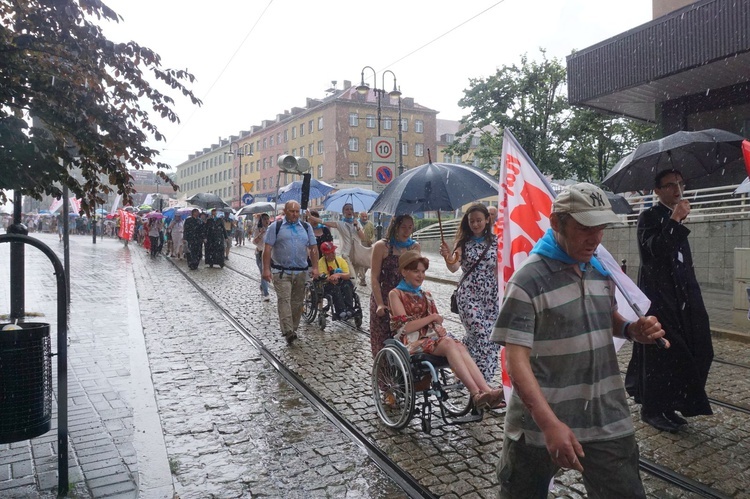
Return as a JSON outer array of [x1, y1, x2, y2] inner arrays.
[[101, 0, 653, 169]]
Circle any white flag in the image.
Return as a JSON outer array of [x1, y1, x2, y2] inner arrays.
[[497, 129, 650, 400]]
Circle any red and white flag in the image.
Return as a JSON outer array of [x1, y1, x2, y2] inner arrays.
[[497, 129, 650, 402], [118, 209, 136, 241], [69, 197, 82, 214], [49, 198, 63, 214]]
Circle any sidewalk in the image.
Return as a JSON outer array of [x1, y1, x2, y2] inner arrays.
[[0, 234, 172, 498]]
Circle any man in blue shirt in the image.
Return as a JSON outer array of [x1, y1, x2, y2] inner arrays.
[[263, 201, 319, 345]]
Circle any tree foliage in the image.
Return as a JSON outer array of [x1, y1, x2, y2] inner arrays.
[[447, 49, 656, 183], [0, 0, 201, 212]]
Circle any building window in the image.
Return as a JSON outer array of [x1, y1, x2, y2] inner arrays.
[[269, 135, 274, 146], [309, 144, 314, 156], [317, 140, 324, 154], [349, 113, 359, 126], [300, 124, 305, 137], [415, 120, 424, 133], [366, 163, 373, 178], [366, 138, 372, 153], [277, 132, 281, 145], [263, 158, 267, 170], [348, 137, 359, 151], [292, 127, 297, 139], [471, 136, 481, 147], [292, 148, 297, 156], [349, 162, 359, 177], [308, 120, 313, 134], [318, 116, 324, 130], [284, 129, 288, 142], [298, 147, 304, 158], [415, 143, 424, 157], [401, 142, 408, 156], [366, 114, 376, 128], [401, 118, 408, 132], [383, 116, 392, 130], [318, 164, 323, 178], [262, 178, 267, 190], [445, 134, 454, 144]]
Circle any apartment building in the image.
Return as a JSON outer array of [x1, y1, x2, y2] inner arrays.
[[175, 80, 438, 210]]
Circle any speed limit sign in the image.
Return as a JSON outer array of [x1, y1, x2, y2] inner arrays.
[[372, 137, 395, 163]]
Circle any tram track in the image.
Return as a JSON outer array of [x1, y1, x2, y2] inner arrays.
[[207, 256, 738, 498], [168, 256, 437, 498]]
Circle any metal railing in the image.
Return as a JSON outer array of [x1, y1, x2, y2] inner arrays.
[[622, 183, 749, 223], [413, 182, 750, 240], [413, 218, 461, 241]]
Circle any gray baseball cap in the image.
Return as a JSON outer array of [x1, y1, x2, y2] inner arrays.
[[553, 183, 620, 227]]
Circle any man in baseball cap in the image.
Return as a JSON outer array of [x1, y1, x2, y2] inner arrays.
[[491, 182, 667, 498]]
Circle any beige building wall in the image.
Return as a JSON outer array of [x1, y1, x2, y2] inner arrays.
[[653, 0, 697, 18]]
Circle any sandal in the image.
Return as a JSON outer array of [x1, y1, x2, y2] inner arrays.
[[487, 389, 506, 409], [472, 391, 492, 410]]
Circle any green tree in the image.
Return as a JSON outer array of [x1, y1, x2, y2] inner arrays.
[[449, 50, 568, 176], [0, 0, 201, 212], [449, 49, 656, 183], [561, 108, 656, 183]]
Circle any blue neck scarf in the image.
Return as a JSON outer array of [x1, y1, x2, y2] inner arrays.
[[284, 217, 299, 233], [342, 217, 354, 223], [316, 223, 325, 229], [396, 279, 423, 295], [530, 229, 608, 275], [390, 237, 416, 249], [471, 234, 485, 242]]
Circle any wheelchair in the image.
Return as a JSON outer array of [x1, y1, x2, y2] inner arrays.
[[371, 339, 483, 433], [302, 274, 363, 330]]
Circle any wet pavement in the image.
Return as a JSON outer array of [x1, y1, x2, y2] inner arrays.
[[1, 232, 749, 498]]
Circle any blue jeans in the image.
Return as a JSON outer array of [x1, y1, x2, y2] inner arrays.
[[256, 251, 269, 296]]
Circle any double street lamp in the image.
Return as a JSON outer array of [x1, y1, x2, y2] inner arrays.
[[357, 66, 403, 238], [227, 141, 253, 209]]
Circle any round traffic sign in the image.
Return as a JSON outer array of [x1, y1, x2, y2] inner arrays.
[[242, 193, 254, 205], [376, 165, 393, 185], [375, 140, 394, 161]]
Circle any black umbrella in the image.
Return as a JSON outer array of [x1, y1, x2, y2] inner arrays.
[[186, 193, 230, 209], [603, 128, 746, 193], [604, 191, 633, 215], [369, 161, 498, 240]]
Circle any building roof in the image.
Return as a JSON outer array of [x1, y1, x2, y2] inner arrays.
[[567, 0, 750, 122]]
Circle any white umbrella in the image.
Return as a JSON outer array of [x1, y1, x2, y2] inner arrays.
[[734, 177, 750, 195]]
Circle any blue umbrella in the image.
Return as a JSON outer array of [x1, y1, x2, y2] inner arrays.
[[161, 207, 177, 219], [324, 187, 379, 213], [277, 178, 335, 203]]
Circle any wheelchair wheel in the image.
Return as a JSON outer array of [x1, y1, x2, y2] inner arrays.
[[439, 368, 473, 417], [302, 282, 317, 324], [372, 345, 414, 429]]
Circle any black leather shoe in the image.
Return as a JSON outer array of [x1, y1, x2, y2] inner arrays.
[[664, 411, 688, 426], [285, 333, 298, 346], [642, 412, 680, 433]]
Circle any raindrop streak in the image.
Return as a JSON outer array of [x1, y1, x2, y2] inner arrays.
[[584, 401, 589, 410], [681, 302, 686, 310]]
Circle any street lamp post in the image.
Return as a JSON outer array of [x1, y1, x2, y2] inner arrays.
[[227, 142, 252, 210], [357, 67, 402, 239]]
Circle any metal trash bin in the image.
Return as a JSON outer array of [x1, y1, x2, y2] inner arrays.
[[0, 322, 52, 443]]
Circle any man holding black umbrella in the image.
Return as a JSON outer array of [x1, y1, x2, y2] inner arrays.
[[625, 169, 714, 433]]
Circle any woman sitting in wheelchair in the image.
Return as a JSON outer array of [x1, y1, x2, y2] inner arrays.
[[318, 241, 357, 319], [389, 250, 503, 410]]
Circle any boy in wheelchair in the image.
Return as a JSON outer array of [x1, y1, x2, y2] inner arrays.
[[389, 250, 503, 410], [317, 242, 358, 320]]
